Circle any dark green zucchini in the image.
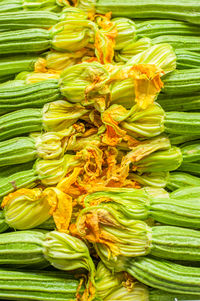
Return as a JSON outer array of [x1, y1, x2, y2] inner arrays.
[[157, 93, 200, 112], [165, 112, 200, 135], [176, 50, 200, 69]]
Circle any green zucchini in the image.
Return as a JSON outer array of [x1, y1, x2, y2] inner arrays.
[[0, 268, 84, 301], [167, 172, 200, 191], [0, 79, 61, 115], [0, 0, 66, 13], [152, 35, 200, 51], [0, 28, 51, 54], [180, 140, 200, 162], [83, 0, 200, 25], [168, 133, 200, 145], [127, 257, 200, 295], [162, 69, 200, 95], [176, 50, 200, 69], [136, 19, 200, 38], [0, 11, 59, 32], [165, 112, 200, 135], [0, 211, 9, 234], [157, 93, 200, 112], [0, 54, 37, 81], [0, 230, 48, 268]]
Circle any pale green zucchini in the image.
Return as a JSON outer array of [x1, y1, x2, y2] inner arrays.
[[167, 172, 200, 191], [162, 69, 200, 95], [0, 268, 84, 301], [0, 28, 51, 54], [0, 11, 59, 32], [0, 79, 61, 115], [136, 19, 200, 38], [0, 54, 37, 82], [127, 257, 200, 295], [152, 35, 200, 51], [86, 0, 200, 25]]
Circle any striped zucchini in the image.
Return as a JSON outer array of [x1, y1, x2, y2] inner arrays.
[[162, 69, 200, 95], [150, 289, 200, 301], [168, 133, 200, 145], [0, 0, 66, 13], [86, 0, 200, 25], [0, 11, 59, 32], [0, 28, 51, 54], [178, 162, 200, 176], [170, 186, 200, 200], [0, 137, 37, 167], [152, 35, 200, 51], [157, 93, 200, 112], [0, 268, 84, 301], [127, 257, 200, 295], [0, 230, 48, 268], [176, 50, 200, 69], [165, 112, 200, 134], [0, 54, 37, 81], [167, 172, 200, 191], [136, 19, 200, 38], [0, 79, 61, 115]]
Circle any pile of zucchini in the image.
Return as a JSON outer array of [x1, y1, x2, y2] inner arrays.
[[0, 0, 200, 300]]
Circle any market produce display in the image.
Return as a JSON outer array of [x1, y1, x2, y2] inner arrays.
[[0, 0, 200, 300]]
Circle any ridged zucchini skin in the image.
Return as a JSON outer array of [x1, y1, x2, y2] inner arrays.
[[136, 19, 200, 38], [95, 0, 200, 25], [0, 169, 38, 201], [0, 137, 37, 167], [152, 35, 200, 51], [0, 109, 43, 141], [0, 54, 37, 78], [0, 11, 59, 31], [168, 133, 200, 145], [0, 231, 48, 268], [150, 289, 200, 301], [165, 112, 200, 135], [180, 141, 200, 162], [0, 79, 61, 114], [0, 28, 51, 54], [0, 0, 64, 13], [176, 50, 200, 69], [128, 257, 200, 295], [0, 268, 83, 301], [167, 172, 200, 191], [157, 93, 200, 112], [151, 226, 200, 261], [178, 162, 200, 176], [0, 211, 9, 234], [150, 197, 200, 228], [162, 69, 200, 95]]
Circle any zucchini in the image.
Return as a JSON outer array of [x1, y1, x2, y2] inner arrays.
[[162, 69, 200, 95], [0, 28, 51, 54], [0, 230, 48, 268], [0, 0, 66, 13], [127, 257, 200, 295], [84, 0, 200, 25], [165, 112, 200, 135], [136, 19, 200, 38], [167, 172, 200, 191], [0, 268, 84, 301], [0, 211, 9, 234], [168, 133, 200, 145], [157, 93, 200, 112], [180, 140, 200, 162], [176, 50, 200, 69], [0, 79, 61, 115], [0, 11, 59, 32], [152, 35, 200, 51]]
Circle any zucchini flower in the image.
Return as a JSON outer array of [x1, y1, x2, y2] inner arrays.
[[35, 153, 81, 185], [129, 172, 169, 188], [95, 261, 123, 299], [1, 188, 51, 229], [101, 102, 165, 145], [15, 71, 60, 84], [126, 43, 176, 74], [59, 62, 110, 111], [50, 19, 95, 52], [0, 100, 87, 141], [132, 146, 183, 173], [112, 18, 137, 50], [0, 211, 9, 233], [115, 38, 152, 63]]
